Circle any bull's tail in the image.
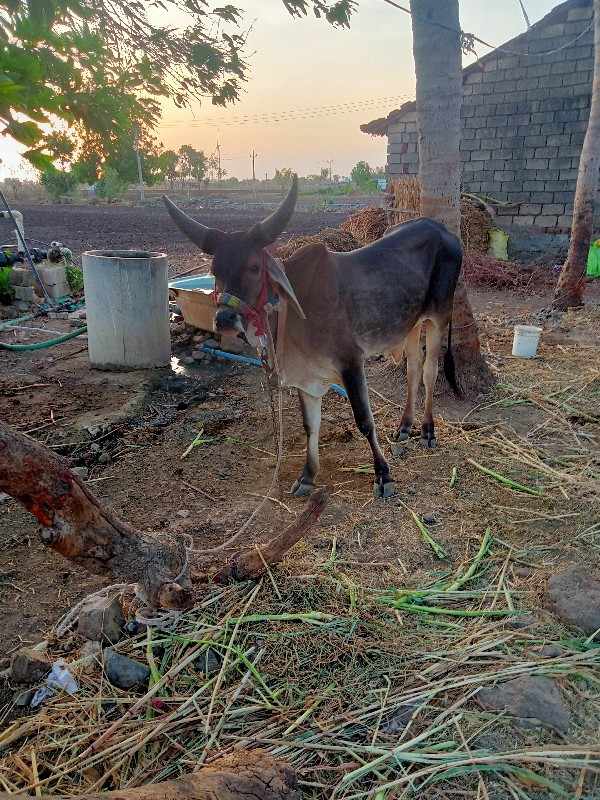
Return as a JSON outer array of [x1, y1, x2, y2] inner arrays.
[[443, 320, 462, 397]]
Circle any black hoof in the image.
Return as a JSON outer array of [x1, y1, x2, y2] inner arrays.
[[420, 437, 437, 449], [394, 429, 411, 442], [291, 478, 315, 497], [373, 479, 395, 499]]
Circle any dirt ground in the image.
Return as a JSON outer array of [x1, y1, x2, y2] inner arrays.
[[1, 205, 599, 796]]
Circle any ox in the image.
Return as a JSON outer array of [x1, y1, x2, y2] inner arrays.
[[164, 175, 461, 498]]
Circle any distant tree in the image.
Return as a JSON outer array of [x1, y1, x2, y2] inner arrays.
[[161, 150, 179, 190], [40, 170, 78, 201], [94, 166, 128, 201], [350, 160, 372, 188], [553, 0, 600, 310], [319, 167, 329, 180], [275, 167, 295, 181]]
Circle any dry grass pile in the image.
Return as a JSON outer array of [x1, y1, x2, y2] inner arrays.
[[277, 228, 361, 259], [463, 250, 554, 292], [388, 177, 421, 223], [460, 200, 492, 254], [1, 540, 599, 798], [339, 206, 388, 245]]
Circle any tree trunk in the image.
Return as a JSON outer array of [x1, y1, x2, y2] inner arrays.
[[0, 422, 194, 611], [0, 750, 300, 800], [410, 0, 495, 393], [553, 0, 600, 311]]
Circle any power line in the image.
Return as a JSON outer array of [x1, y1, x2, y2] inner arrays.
[[157, 94, 413, 129], [380, 0, 595, 59], [517, 0, 531, 29]]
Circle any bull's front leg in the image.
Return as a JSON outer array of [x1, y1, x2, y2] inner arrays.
[[291, 389, 322, 497], [341, 362, 394, 499]]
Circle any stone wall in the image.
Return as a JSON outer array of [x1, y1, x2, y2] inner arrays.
[[385, 0, 594, 230]]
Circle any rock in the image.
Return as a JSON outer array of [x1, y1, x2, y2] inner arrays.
[[78, 595, 125, 645], [195, 648, 222, 676], [547, 567, 600, 638], [322, 415, 336, 424], [86, 426, 103, 438], [389, 443, 404, 460], [79, 311, 87, 320], [536, 643, 565, 659], [90, 443, 101, 453], [220, 335, 245, 354], [97, 452, 111, 465], [193, 333, 203, 342], [203, 338, 220, 349], [182, 356, 194, 365], [69, 318, 84, 328], [104, 648, 151, 690], [513, 566, 533, 578], [72, 466, 89, 480], [0, 492, 11, 503], [423, 513, 437, 524], [477, 675, 569, 733], [219, 469, 231, 479], [10, 648, 50, 684], [80, 640, 102, 673], [385, 702, 420, 734], [13, 688, 35, 707], [339, 412, 351, 421], [407, 486, 417, 496], [506, 613, 540, 629], [176, 509, 190, 518], [192, 350, 206, 361]]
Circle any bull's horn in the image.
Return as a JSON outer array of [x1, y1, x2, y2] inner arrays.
[[256, 174, 298, 244], [163, 196, 216, 254]]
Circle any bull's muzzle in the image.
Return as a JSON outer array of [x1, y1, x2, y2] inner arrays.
[[214, 307, 245, 336]]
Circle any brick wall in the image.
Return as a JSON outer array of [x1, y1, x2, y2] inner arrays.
[[385, 0, 594, 230]]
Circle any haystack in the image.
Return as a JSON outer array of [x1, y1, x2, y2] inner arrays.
[[339, 206, 388, 245], [277, 228, 361, 259]]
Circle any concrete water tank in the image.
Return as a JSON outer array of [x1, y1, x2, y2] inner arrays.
[[82, 250, 170, 369]]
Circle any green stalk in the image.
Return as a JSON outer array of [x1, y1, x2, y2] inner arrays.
[[394, 602, 513, 617], [467, 458, 543, 496], [407, 508, 448, 559], [449, 466, 457, 489]]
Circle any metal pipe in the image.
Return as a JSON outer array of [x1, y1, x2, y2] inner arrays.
[[0, 190, 53, 304]]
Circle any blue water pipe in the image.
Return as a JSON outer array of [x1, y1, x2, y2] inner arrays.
[[198, 346, 348, 399]]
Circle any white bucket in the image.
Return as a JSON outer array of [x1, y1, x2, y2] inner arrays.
[[82, 250, 171, 370], [512, 324, 542, 358]]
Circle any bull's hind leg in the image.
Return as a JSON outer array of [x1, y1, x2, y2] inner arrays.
[[421, 319, 445, 448], [341, 362, 394, 499], [394, 323, 423, 441], [291, 389, 322, 497]]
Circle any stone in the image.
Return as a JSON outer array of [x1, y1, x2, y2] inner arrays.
[[192, 350, 206, 361], [13, 688, 35, 707], [220, 335, 245, 354], [182, 356, 194, 365], [80, 640, 102, 673], [78, 595, 125, 645], [339, 412, 351, 421], [506, 613, 540, 629], [0, 492, 10, 503], [90, 443, 101, 453], [537, 643, 565, 659], [219, 469, 231, 479], [385, 702, 420, 734], [195, 648, 222, 676], [390, 443, 405, 460], [104, 648, 151, 690], [10, 648, 50, 684], [72, 466, 89, 480], [16, 301, 30, 311], [203, 338, 220, 349], [176, 509, 190, 518], [97, 452, 111, 465], [69, 318, 84, 328], [79, 311, 87, 320], [547, 567, 600, 638], [14, 285, 35, 302], [477, 676, 569, 733], [423, 514, 437, 524]]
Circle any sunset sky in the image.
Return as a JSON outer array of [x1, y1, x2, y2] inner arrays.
[[1, 1, 562, 181]]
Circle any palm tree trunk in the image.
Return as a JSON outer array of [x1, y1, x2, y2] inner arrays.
[[553, 0, 600, 311], [410, 0, 494, 393]]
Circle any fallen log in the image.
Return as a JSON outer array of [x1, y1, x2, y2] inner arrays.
[[212, 486, 329, 583], [0, 422, 328, 609], [0, 421, 192, 611], [0, 749, 300, 800]]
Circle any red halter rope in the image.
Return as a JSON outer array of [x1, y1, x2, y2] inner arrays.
[[212, 250, 270, 337]]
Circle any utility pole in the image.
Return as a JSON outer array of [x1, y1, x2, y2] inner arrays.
[[133, 124, 145, 202], [327, 158, 333, 183], [250, 150, 257, 182], [216, 141, 222, 183]]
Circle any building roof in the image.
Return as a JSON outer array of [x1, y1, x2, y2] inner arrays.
[[360, 0, 591, 137]]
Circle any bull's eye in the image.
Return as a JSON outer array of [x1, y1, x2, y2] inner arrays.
[[250, 265, 261, 275]]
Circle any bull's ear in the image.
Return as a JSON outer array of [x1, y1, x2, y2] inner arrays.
[[266, 254, 306, 320]]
